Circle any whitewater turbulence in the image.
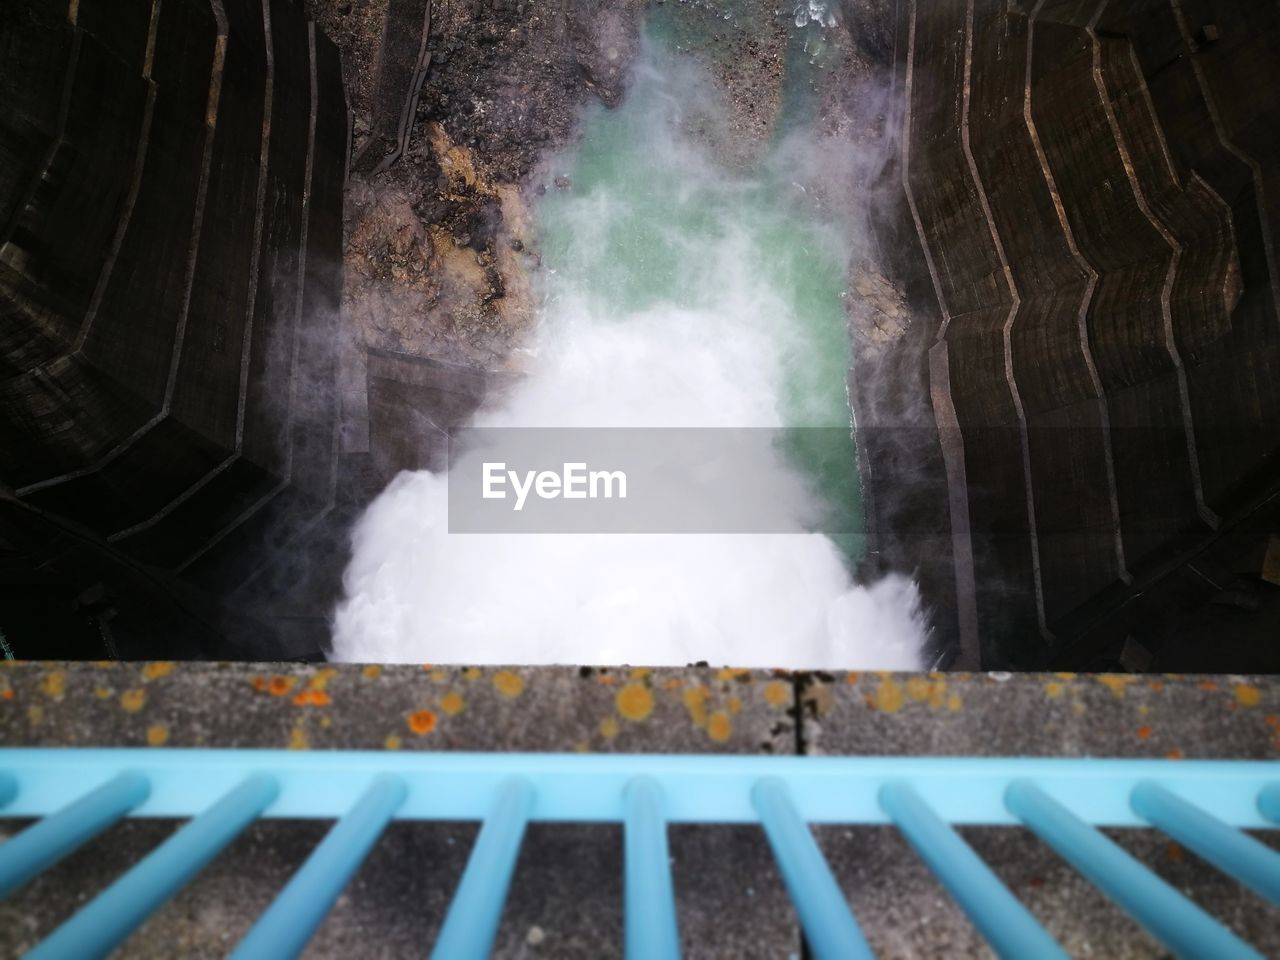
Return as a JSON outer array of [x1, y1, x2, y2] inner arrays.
[[331, 40, 926, 668]]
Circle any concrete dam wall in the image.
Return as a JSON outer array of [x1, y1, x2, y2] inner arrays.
[[1, 0, 1279, 670]]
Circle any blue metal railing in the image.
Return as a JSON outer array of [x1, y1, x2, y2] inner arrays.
[[0, 750, 1277, 959]]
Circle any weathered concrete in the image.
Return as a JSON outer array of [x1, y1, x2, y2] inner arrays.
[[1, 664, 1278, 957], [0, 662, 799, 959]]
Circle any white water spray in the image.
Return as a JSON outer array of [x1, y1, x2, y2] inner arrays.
[[331, 40, 926, 668]]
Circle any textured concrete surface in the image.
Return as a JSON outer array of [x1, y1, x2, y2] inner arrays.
[[1, 664, 1279, 957], [805, 670, 1280, 958], [0, 662, 799, 959]]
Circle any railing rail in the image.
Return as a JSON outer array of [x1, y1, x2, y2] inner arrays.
[[0, 749, 1276, 959]]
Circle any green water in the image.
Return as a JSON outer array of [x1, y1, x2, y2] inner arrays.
[[534, 15, 864, 554]]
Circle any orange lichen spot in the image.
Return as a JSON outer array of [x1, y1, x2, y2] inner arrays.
[[1167, 749, 1184, 760], [1136, 725, 1152, 740], [1198, 680, 1218, 691], [408, 709, 438, 735], [617, 683, 655, 722], [268, 675, 298, 697], [421, 663, 434, 671], [905, 677, 931, 702], [927, 681, 947, 709], [142, 661, 174, 681], [946, 692, 963, 712], [706, 711, 732, 743], [362, 665, 382, 680], [385, 734, 402, 750], [1096, 675, 1135, 698], [1148, 680, 1164, 692], [1265, 715, 1280, 729], [292, 689, 331, 707], [727, 696, 743, 715], [1055, 672, 1077, 681], [1045, 682, 1064, 699], [630, 668, 652, 680], [146, 725, 169, 747], [493, 671, 524, 698], [1235, 685, 1261, 708], [0, 689, 12, 701], [120, 688, 147, 713], [716, 668, 750, 683], [1166, 842, 1183, 861], [308, 667, 338, 691], [872, 678, 904, 714], [763, 680, 790, 707], [39, 671, 66, 699], [663, 678, 682, 691], [431, 669, 448, 683], [288, 723, 309, 751], [682, 687, 709, 728], [251, 676, 267, 691], [845, 672, 860, 685], [599, 716, 620, 739], [596, 674, 618, 686], [440, 691, 465, 716], [463, 667, 482, 681]]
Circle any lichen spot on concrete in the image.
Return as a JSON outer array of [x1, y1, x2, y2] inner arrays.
[[1136, 725, 1152, 739], [599, 716, 620, 739], [872, 678, 904, 713], [463, 667, 482, 681], [947, 692, 963, 712], [682, 687, 708, 727], [293, 689, 331, 707], [362, 665, 382, 679], [39, 671, 65, 699], [905, 677, 932, 702], [440, 691, 465, 716], [146, 725, 169, 747], [408, 709, 438, 735], [1, 688, 15, 701], [617, 683, 654, 721], [120, 688, 147, 713], [142, 662, 175, 681], [727, 696, 743, 715], [309, 668, 338, 691], [289, 723, 309, 751], [385, 735, 402, 750], [706, 710, 732, 742], [845, 672, 860, 685], [493, 671, 524, 698], [1097, 675, 1134, 698], [763, 680, 789, 707], [1236, 685, 1261, 708], [1045, 681, 1064, 699], [268, 675, 298, 697]]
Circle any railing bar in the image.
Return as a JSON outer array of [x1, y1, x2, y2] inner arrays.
[[1006, 780, 1261, 960], [27, 773, 278, 960], [751, 777, 873, 960], [879, 781, 1066, 960], [231, 773, 408, 960], [0, 773, 17, 810], [1258, 785, 1280, 825], [430, 776, 533, 960], [0, 771, 149, 899], [1132, 782, 1280, 906], [624, 776, 682, 960]]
